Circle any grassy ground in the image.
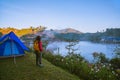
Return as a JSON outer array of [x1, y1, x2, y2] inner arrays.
[[0, 53, 80, 80]]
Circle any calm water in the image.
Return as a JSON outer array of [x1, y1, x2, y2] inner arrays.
[[46, 41, 120, 62]]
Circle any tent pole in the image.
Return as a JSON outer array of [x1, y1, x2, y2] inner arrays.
[[11, 39, 16, 64]]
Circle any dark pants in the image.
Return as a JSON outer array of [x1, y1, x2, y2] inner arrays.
[[35, 51, 42, 65]]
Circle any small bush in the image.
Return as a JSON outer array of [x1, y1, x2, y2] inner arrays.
[[43, 51, 118, 80]]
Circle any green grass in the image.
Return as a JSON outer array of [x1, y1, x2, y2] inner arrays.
[[0, 53, 80, 80]]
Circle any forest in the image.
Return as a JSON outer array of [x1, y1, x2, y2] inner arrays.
[[54, 28, 120, 43]]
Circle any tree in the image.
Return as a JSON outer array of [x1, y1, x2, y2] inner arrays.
[[105, 28, 120, 37], [65, 40, 79, 55], [63, 33, 80, 55]]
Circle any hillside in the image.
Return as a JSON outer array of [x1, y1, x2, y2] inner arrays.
[[0, 27, 82, 40], [0, 53, 80, 80], [55, 28, 82, 34], [0, 28, 33, 37], [35, 28, 82, 39], [0, 26, 46, 37]]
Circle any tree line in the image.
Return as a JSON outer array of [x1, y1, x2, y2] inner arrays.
[[80, 28, 120, 42]]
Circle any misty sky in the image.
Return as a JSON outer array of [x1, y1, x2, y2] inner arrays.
[[0, 0, 120, 32]]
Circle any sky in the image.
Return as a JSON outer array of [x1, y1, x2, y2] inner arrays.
[[0, 0, 120, 33]]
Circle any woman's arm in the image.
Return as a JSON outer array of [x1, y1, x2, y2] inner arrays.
[[39, 41, 43, 51]]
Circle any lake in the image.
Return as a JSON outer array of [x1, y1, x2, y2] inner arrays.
[[46, 41, 120, 62]]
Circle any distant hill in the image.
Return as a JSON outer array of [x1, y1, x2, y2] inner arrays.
[[35, 28, 82, 39], [0, 26, 46, 37], [0, 27, 82, 40], [0, 28, 33, 37], [55, 28, 82, 34]]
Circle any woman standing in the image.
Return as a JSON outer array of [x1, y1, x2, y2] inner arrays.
[[33, 36, 43, 66]]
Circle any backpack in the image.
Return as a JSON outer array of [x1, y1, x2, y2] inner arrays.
[[33, 40, 39, 51]]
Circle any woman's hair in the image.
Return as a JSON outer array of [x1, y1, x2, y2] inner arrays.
[[35, 36, 41, 41]]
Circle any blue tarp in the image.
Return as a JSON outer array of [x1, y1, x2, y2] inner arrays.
[[0, 31, 29, 57]]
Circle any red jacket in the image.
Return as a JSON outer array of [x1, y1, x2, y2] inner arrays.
[[38, 41, 43, 51]]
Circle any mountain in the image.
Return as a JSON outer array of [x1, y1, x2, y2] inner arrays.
[[0, 26, 45, 37], [0, 27, 82, 40], [55, 28, 82, 34], [35, 28, 82, 40]]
